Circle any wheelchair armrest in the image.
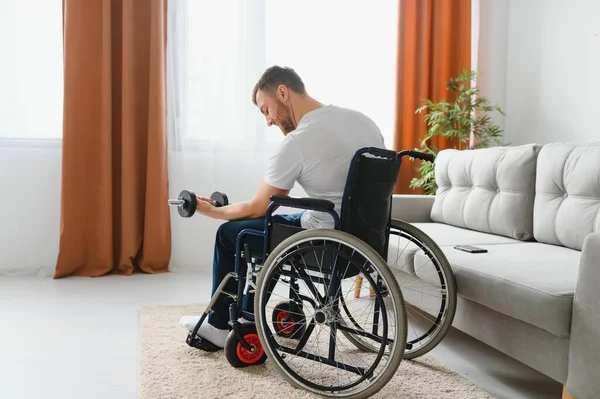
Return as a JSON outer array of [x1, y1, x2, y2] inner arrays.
[[270, 195, 335, 211]]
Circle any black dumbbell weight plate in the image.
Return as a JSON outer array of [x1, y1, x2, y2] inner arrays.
[[210, 191, 229, 207], [178, 190, 197, 218]]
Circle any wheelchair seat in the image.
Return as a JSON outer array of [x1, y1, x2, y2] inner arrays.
[[266, 147, 402, 273]]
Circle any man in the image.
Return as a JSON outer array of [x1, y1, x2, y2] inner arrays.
[[180, 65, 386, 349]]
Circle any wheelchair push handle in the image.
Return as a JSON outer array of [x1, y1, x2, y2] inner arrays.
[[355, 147, 434, 163], [399, 150, 435, 163]]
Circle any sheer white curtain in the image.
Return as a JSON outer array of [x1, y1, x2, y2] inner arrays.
[[0, 1, 64, 276], [166, 0, 398, 152], [167, 0, 270, 154], [263, 1, 399, 147], [166, 0, 399, 269]]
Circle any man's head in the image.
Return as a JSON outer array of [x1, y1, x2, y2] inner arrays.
[[252, 66, 307, 135]]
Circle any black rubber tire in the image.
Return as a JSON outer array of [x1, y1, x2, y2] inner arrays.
[[341, 219, 457, 360], [255, 229, 407, 399], [224, 323, 267, 368], [390, 219, 456, 359]]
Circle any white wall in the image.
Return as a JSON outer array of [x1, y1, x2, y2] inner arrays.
[[0, 145, 305, 275], [475, 0, 511, 134], [0, 145, 62, 276], [477, 0, 600, 145], [168, 148, 307, 273]]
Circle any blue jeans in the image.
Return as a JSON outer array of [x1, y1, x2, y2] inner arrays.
[[208, 212, 304, 329]]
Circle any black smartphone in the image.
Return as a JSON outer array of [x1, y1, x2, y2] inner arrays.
[[453, 245, 488, 254]]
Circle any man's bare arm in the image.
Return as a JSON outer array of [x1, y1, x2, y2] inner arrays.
[[196, 181, 290, 220]]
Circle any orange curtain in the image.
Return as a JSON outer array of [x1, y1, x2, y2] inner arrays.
[[55, 0, 171, 278], [393, 0, 471, 194]]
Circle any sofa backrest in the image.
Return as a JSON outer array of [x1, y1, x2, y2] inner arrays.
[[431, 144, 542, 240], [533, 142, 600, 251]]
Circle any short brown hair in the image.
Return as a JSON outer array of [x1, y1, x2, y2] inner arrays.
[[252, 66, 306, 105]]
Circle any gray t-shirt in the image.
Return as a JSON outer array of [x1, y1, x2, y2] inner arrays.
[[264, 104, 386, 229]]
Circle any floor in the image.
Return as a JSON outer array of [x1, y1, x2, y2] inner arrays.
[[0, 272, 563, 399]]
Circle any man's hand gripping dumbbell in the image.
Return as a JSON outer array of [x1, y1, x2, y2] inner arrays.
[[168, 190, 229, 218]]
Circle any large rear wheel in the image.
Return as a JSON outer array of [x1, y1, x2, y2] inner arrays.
[[255, 229, 407, 399]]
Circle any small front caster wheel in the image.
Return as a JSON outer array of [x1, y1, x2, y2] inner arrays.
[[224, 323, 267, 368]]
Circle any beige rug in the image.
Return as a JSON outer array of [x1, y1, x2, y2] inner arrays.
[[138, 303, 493, 399]]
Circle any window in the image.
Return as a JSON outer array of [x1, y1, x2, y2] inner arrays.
[[0, 1, 64, 141], [264, 1, 399, 146], [167, 0, 399, 151]]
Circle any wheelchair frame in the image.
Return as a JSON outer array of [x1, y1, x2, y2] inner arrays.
[[187, 147, 432, 356], [181, 146, 457, 399], [186, 193, 343, 353]]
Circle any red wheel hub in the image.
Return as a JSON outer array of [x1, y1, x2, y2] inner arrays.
[[276, 311, 295, 334], [236, 333, 264, 364]]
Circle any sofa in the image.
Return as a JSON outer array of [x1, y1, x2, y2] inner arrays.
[[388, 142, 600, 399]]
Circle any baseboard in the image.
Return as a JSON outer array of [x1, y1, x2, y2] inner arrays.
[[167, 265, 212, 274], [0, 266, 54, 277]]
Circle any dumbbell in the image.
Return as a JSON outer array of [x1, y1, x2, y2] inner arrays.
[[168, 190, 229, 218]]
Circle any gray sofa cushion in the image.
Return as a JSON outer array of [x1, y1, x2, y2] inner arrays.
[[412, 223, 525, 246], [386, 223, 522, 274], [533, 142, 600, 250], [413, 242, 580, 337], [431, 144, 541, 240]]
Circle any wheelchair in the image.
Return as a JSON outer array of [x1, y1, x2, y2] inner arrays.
[[173, 147, 457, 399]]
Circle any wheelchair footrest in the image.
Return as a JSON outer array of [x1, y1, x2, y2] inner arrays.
[[186, 331, 222, 352]]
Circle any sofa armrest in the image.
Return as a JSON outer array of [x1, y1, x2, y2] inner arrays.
[[391, 194, 435, 223], [567, 232, 600, 399]]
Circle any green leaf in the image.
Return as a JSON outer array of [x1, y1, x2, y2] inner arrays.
[[408, 69, 506, 194]]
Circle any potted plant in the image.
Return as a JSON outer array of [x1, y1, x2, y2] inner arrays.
[[409, 70, 506, 195]]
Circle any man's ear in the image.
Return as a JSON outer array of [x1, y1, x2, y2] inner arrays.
[[277, 84, 289, 102]]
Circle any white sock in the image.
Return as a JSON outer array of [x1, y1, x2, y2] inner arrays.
[[179, 315, 229, 348]]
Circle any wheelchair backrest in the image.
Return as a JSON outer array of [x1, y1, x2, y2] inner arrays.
[[340, 147, 402, 259]]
